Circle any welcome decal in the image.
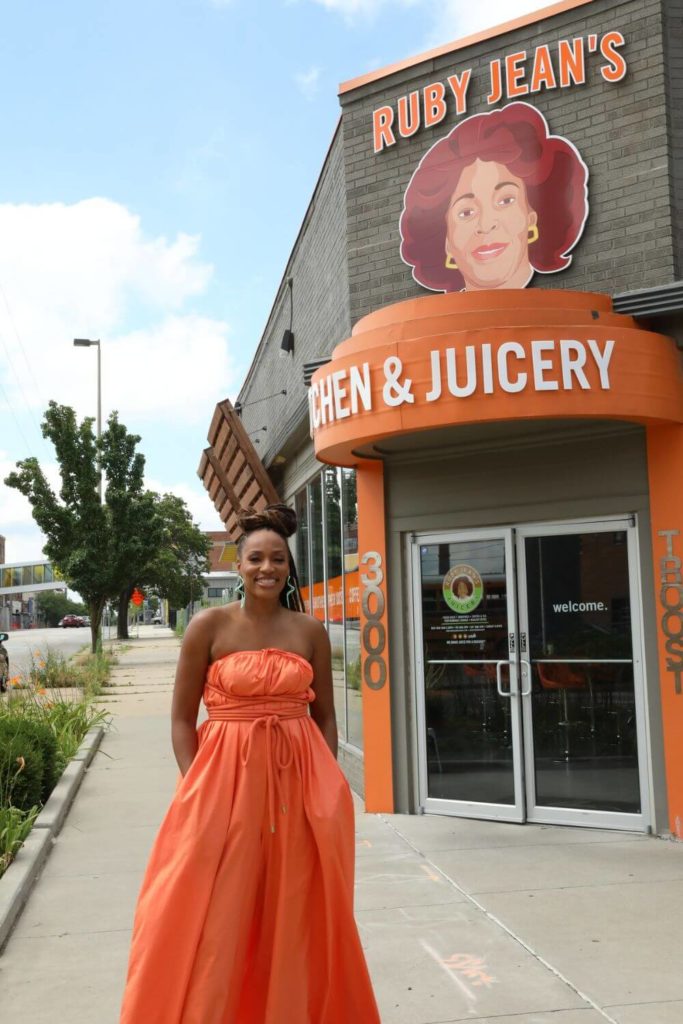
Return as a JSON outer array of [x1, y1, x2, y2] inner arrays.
[[372, 31, 627, 153]]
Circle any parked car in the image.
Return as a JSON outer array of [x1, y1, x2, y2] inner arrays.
[[0, 632, 9, 693], [59, 614, 85, 628], [81, 615, 91, 626], [151, 612, 163, 625]]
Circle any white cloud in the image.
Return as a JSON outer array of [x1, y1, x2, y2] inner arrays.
[[0, 197, 236, 562], [106, 315, 236, 425], [145, 476, 226, 533], [305, 0, 545, 38], [306, 0, 417, 23], [0, 456, 226, 569], [0, 198, 234, 427], [294, 66, 322, 100], [426, 0, 546, 48], [0, 451, 61, 563]]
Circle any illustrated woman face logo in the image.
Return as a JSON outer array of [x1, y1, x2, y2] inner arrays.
[[445, 159, 538, 290], [453, 577, 473, 599], [400, 101, 589, 294]]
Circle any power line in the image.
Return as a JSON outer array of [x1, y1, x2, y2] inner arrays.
[[0, 281, 47, 410], [0, 323, 44, 450], [0, 374, 34, 457]]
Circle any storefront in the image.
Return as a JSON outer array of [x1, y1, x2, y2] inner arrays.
[[201, 0, 683, 837]]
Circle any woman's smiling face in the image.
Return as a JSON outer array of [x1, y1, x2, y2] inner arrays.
[[445, 159, 537, 290]]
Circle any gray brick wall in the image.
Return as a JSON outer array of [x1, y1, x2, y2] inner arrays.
[[664, 0, 683, 277], [237, 125, 351, 469], [340, 0, 676, 324]]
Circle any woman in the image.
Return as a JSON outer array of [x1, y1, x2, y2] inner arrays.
[[119, 504, 380, 1024], [400, 101, 589, 292]]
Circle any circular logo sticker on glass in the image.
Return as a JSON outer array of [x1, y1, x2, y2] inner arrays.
[[443, 564, 484, 614]]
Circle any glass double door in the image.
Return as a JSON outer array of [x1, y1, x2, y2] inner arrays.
[[412, 519, 649, 830]]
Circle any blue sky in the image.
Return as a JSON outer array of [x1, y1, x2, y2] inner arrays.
[[0, 0, 543, 561]]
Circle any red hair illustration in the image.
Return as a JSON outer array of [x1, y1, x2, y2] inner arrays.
[[400, 102, 589, 292]]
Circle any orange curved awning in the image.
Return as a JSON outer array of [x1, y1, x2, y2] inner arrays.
[[310, 290, 683, 466]]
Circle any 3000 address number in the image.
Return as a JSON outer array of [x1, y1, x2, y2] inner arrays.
[[361, 551, 387, 691]]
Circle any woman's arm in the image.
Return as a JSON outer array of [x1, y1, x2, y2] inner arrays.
[[171, 612, 212, 775], [308, 621, 338, 758]]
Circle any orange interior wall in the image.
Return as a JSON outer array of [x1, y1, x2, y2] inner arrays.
[[646, 424, 683, 839], [357, 461, 394, 812]]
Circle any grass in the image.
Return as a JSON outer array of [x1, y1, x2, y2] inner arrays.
[[0, 806, 39, 876], [0, 645, 114, 878]]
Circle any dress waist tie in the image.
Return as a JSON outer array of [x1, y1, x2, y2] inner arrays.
[[206, 700, 308, 834]]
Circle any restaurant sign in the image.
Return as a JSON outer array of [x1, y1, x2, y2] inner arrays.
[[309, 335, 613, 432], [372, 31, 627, 153]]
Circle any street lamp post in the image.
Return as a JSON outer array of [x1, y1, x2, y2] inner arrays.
[[73, 338, 102, 501]]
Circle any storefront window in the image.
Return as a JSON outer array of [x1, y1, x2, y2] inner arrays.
[[33, 564, 45, 584], [309, 476, 326, 623], [44, 565, 53, 583], [295, 489, 310, 613], [342, 469, 363, 749], [294, 469, 363, 752], [324, 467, 346, 740]]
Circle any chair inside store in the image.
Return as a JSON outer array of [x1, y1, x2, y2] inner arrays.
[[536, 662, 588, 762]]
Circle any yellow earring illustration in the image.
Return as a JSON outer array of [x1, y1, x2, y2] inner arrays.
[[528, 225, 539, 244], [445, 254, 458, 269]]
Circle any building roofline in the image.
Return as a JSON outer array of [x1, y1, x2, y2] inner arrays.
[[238, 116, 343, 403], [338, 0, 596, 97]]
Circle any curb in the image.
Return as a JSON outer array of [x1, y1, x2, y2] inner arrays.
[[72, 726, 105, 768], [34, 727, 104, 834], [33, 759, 86, 835], [0, 829, 53, 952], [0, 725, 105, 953]]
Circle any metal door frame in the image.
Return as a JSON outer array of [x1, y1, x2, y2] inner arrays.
[[410, 516, 651, 832], [516, 516, 651, 832], [410, 527, 525, 823]]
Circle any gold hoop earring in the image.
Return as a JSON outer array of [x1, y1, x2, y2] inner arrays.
[[445, 254, 458, 269], [528, 225, 539, 244]]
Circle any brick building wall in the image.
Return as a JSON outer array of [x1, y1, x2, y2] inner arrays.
[[341, 0, 676, 324], [237, 124, 351, 469], [664, 0, 683, 278], [205, 531, 236, 572]]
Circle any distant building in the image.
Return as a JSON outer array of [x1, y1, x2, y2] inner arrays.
[[203, 531, 238, 605], [0, 558, 65, 630]]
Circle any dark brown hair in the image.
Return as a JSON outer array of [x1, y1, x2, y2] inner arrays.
[[236, 503, 304, 612]]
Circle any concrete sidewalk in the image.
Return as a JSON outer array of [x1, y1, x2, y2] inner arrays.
[[1, 630, 681, 1024]]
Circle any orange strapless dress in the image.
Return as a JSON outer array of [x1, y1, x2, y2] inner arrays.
[[119, 648, 380, 1023]]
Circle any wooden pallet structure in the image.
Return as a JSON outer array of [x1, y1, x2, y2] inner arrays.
[[197, 399, 280, 540]]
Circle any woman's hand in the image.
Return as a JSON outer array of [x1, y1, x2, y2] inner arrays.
[[308, 620, 339, 758], [171, 612, 212, 775]]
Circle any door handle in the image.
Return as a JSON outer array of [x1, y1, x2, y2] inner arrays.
[[496, 660, 514, 698], [519, 659, 532, 697]]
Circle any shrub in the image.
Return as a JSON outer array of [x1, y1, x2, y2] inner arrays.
[[23, 719, 61, 801], [29, 648, 76, 689], [0, 806, 39, 878], [0, 720, 45, 812]]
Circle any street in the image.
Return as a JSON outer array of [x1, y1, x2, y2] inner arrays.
[[1, 626, 92, 683]]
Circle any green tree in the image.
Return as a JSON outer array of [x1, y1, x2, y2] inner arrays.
[[141, 493, 210, 611], [4, 402, 161, 652], [36, 591, 86, 627], [98, 416, 163, 640], [113, 493, 209, 639]]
